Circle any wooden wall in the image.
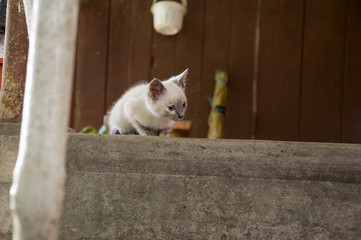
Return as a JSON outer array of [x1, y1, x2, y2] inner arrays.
[[71, 0, 361, 143]]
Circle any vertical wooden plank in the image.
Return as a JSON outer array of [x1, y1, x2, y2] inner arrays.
[[176, 0, 206, 138], [150, 17, 177, 79], [151, 34, 177, 80], [256, 0, 304, 141], [227, 0, 258, 139], [106, 0, 153, 110], [343, 0, 361, 143], [106, 0, 132, 109], [300, 0, 347, 142], [201, 0, 233, 138], [71, 0, 109, 131], [128, 1, 153, 84]]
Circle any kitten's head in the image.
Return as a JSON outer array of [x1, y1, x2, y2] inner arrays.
[[147, 69, 188, 121]]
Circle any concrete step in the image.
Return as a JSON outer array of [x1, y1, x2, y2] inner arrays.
[[1, 123, 361, 239]]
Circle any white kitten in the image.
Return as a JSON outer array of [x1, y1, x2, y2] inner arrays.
[[107, 69, 188, 136]]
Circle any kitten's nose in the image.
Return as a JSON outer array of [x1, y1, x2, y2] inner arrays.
[[178, 115, 184, 119]]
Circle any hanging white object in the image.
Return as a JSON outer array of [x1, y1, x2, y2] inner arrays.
[[151, 0, 187, 36]]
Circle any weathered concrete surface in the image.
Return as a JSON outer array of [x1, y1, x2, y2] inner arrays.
[[67, 134, 361, 183], [0, 122, 21, 135], [1, 132, 361, 239], [61, 173, 361, 240], [0, 123, 76, 136], [0, 134, 18, 239]]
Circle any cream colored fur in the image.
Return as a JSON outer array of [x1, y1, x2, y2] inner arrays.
[[107, 69, 188, 136]]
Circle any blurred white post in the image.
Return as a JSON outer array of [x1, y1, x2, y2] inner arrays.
[[22, 0, 33, 34], [9, 0, 79, 239]]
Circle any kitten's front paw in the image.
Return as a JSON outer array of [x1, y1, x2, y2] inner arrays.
[[111, 129, 121, 135], [159, 132, 172, 137]]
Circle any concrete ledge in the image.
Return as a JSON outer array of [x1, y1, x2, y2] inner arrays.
[[0, 123, 75, 136], [68, 134, 361, 183], [1, 132, 361, 239], [0, 123, 21, 136]]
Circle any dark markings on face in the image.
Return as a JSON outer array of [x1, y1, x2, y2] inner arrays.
[[170, 101, 186, 119]]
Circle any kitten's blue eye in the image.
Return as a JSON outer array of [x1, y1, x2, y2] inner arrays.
[[182, 102, 186, 108], [168, 105, 175, 111]]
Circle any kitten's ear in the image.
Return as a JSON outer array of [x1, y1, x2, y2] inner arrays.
[[149, 78, 166, 100], [173, 69, 188, 90]]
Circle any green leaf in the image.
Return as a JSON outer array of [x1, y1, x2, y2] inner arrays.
[[79, 125, 98, 134]]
